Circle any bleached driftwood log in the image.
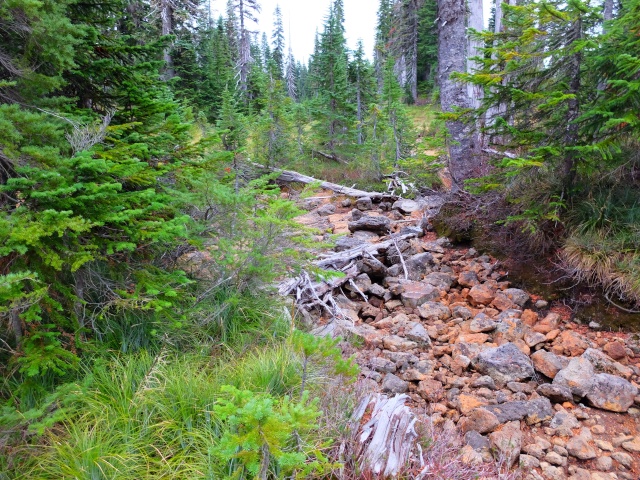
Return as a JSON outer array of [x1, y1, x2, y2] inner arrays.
[[354, 394, 419, 477], [316, 232, 417, 269], [251, 162, 398, 201]]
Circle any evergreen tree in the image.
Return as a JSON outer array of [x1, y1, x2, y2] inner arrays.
[[285, 47, 298, 100], [374, 0, 394, 92], [271, 5, 286, 79], [349, 41, 376, 145], [310, 0, 355, 156]]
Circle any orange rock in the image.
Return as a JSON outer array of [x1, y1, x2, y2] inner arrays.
[[456, 333, 490, 344], [521, 309, 538, 327], [467, 284, 496, 306], [546, 329, 561, 341], [559, 330, 590, 357], [604, 342, 627, 360], [533, 312, 560, 334], [459, 394, 487, 415]]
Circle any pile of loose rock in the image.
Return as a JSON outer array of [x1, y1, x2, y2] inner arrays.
[[287, 190, 640, 480]]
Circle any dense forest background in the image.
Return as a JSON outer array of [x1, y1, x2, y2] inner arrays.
[[0, 0, 638, 477]]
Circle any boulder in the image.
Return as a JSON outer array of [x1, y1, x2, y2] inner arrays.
[[400, 282, 439, 308], [404, 252, 435, 280], [392, 199, 420, 214], [582, 348, 633, 379], [553, 357, 595, 398], [361, 256, 388, 278], [381, 373, 409, 393], [451, 305, 473, 320], [417, 378, 444, 403], [382, 335, 418, 352], [531, 350, 570, 379], [334, 236, 366, 252], [416, 302, 451, 321], [603, 341, 627, 360], [317, 204, 336, 216], [483, 398, 554, 425], [355, 196, 373, 211], [473, 342, 535, 385], [467, 284, 496, 306], [348, 215, 391, 234], [461, 408, 501, 434], [502, 288, 530, 307], [424, 272, 455, 292], [566, 429, 597, 460], [469, 313, 497, 333], [405, 322, 431, 346], [458, 271, 480, 287], [370, 357, 396, 373], [585, 373, 638, 412], [524, 331, 548, 348], [533, 312, 560, 334], [489, 421, 522, 467], [549, 411, 580, 430], [536, 384, 574, 404], [558, 330, 590, 356]]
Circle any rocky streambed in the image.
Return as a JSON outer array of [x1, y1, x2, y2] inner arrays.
[[285, 188, 640, 480]]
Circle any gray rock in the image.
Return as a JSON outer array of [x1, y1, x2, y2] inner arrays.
[[451, 305, 473, 320], [416, 301, 451, 321], [400, 225, 424, 237], [471, 375, 497, 390], [566, 430, 597, 460], [469, 313, 497, 333], [464, 430, 491, 452], [582, 347, 633, 379], [317, 203, 336, 216], [399, 282, 439, 308], [382, 335, 418, 352], [404, 252, 435, 280], [345, 273, 372, 294], [531, 350, 570, 379], [483, 397, 553, 425], [381, 373, 409, 393], [351, 208, 363, 220], [458, 271, 480, 287], [361, 256, 388, 278], [341, 198, 352, 208], [405, 322, 431, 346], [536, 384, 574, 404], [370, 357, 396, 373], [489, 421, 522, 467], [585, 373, 638, 412], [519, 454, 541, 469], [611, 451, 633, 467], [334, 236, 366, 252], [424, 272, 455, 291], [473, 342, 535, 385], [355, 197, 373, 211], [524, 331, 548, 347], [367, 283, 387, 297], [549, 411, 580, 429], [392, 199, 420, 214], [502, 288, 530, 307], [348, 215, 391, 234], [553, 357, 595, 398]]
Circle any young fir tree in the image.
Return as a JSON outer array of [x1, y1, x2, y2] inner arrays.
[[310, 0, 355, 157], [349, 40, 377, 145], [271, 5, 286, 80], [374, 0, 394, 93]]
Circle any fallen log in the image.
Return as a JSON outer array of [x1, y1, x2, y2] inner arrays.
[[250, 162, 398, 201], [316, 232, 417, 269], [311, 149, 346, 164]]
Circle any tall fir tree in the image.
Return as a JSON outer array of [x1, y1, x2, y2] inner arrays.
[[271, 5, 285, 80]]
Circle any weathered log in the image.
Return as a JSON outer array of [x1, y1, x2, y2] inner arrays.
[[250, 162, 398, 201], [355, 394, 418, 477], [311, 149, 346, 164], [316, 232, 417, 269]]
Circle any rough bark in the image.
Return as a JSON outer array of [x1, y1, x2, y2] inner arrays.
[[437, 0, 482, 188], [466, 0, 484, 109], [161, 0, 174, 79]]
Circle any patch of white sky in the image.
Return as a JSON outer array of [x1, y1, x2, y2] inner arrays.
[[208, 1, 493, 64]]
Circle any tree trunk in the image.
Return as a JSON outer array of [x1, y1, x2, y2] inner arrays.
[[161, 0, 174, 79], [437, 0, 482, 189], [466, 0, 484, 109], [10, 308, 22, 347], [603, 0, 614, 31]]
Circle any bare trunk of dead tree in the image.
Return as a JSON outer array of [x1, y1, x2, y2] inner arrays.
[[10, 308, 22, 347], [161, 0, 174, 79], [466, 0, 484, 109], [437, 0, 482, 189]]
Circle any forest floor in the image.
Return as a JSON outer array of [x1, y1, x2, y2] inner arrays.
[[283, 185, 640, 480]]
